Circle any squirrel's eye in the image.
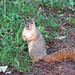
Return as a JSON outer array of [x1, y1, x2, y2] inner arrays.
[[31, 22, 33, 24]]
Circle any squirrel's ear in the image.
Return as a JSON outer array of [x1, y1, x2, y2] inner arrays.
[[32, 18, 34, 22]]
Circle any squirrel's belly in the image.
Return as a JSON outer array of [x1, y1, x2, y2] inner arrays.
[[25, 31, 32, 39]]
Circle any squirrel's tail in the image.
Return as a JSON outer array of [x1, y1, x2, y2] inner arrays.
[[43, 48, 75, 62]]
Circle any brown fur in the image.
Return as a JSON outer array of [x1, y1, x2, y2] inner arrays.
[[22, 18, 75, 63], [44, 48, 75, 62]]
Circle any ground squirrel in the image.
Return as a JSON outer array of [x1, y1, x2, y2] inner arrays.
[[22, 18, 75, 62]]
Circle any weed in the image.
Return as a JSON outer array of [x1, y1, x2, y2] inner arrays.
[[67, 16, 75, 25]]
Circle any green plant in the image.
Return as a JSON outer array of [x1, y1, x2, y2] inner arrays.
[[0, 0, 31, 72], [67, 16, 75, 25], [39, 0, 75, 12], [69, 0, 75, 11]]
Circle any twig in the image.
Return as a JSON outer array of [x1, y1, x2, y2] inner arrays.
[[4, 0, 6, 19]]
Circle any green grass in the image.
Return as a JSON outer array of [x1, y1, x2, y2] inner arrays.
[[67, 16, 75, 25], [0, 0, 74, 73]]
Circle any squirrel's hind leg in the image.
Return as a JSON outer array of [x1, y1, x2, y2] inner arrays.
[[31, 57, 43, 62]]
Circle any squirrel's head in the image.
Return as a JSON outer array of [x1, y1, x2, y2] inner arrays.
[[25, 18, 35, 30]]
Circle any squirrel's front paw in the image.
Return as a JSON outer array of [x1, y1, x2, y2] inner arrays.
[[22, 35, 27, 41]]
